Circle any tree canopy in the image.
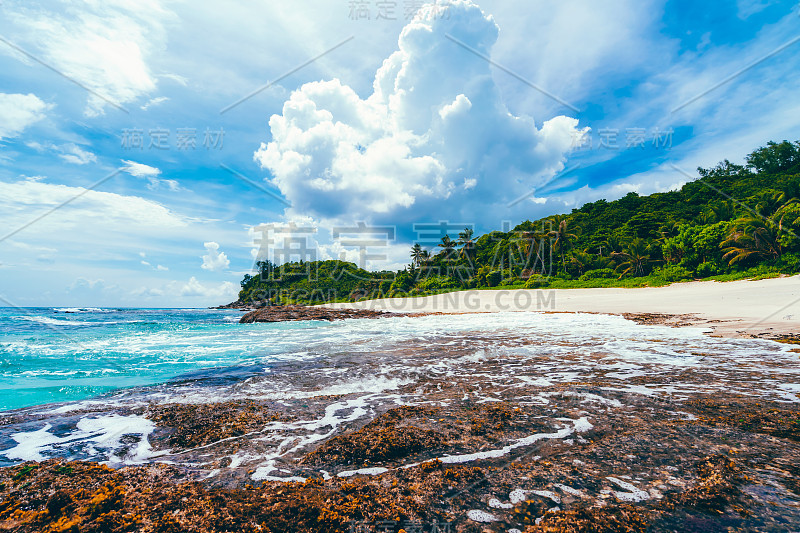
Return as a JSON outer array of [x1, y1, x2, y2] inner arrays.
[[237, 140, 800, 305]]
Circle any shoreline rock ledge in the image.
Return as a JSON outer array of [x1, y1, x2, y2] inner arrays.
[[239, 305, 387, 324]]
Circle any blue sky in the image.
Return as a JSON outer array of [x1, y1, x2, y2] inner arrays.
[[1, 0, 799, 307]]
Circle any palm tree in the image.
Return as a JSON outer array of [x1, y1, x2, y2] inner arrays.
[[707, 200, 736, 223], [512, 229, 534, 257], [458, 227, 476, 264], [592, 253, 615, 270], [410, 243, 424, 269], [604, 235, 624, 256], [721, 216, 783, 265], [777, 201, 800, 231], [438, 235, 457, 262], [412, 249, 432, 277], [755, 191, 786, 217], [697, 210, 716, 225], [658, 220, 682, 241], [547, 215, 579, 272], [420, 250, 431, 269], [568, 250, 594, 276], [515, 228, 549, 276], [517, 230, 536, 256], [612, 238, 660, 278], [779, 180, 800, 206], [662, 237, 686, 265]]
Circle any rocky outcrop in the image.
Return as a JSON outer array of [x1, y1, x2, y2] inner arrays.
[[211, 300, 260, 310], [239, 305, 387, 323]]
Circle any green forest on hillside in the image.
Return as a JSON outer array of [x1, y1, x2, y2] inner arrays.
[[237, 140, 800, 305]]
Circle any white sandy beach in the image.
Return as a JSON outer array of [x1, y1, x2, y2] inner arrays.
[[329, 275, 800, 338]]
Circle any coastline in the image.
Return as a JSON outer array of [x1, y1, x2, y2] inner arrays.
[[325, 275, 800, 340], [3, 295, 800, 530], [2, 310, 799, 531]]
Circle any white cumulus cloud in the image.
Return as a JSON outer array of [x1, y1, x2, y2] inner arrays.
[[121, 160, 181, 191], [0, 93, 51, 140], [180, 277, 237, 300], [254, 0, 587, 227], [201, 242, 230, 272], [59, 144, 97, 165], [121, 159, 161, 178]]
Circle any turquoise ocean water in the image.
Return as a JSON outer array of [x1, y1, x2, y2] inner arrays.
[[0, 307, 313, 411], [1, 306, 799, 468], [3, 306, 800, 417]]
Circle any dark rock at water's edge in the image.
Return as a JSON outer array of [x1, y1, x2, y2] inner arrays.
[[211, 300, 257, 310], [239, 305, 387, 323]]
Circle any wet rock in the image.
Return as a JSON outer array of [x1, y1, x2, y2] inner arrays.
[[684, 397, 800, 442], [4, 319, 800, 531], [239, 305, 388, 323], [526, 504, 649, 533], [669, 455, 743, 512], [210, 300, 253, 310], [147, 401, 289, 449], [302, 406, 443, 466], [0, 459, 483, 533]]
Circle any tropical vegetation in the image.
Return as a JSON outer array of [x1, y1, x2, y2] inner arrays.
[[237, 140, 800, 305]]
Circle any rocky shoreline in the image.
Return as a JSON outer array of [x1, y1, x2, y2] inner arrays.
[[622, 312, 800, 344], [238, 305, 388, 323], [1, 391, 798, 532], [2, 313, 799, 532]]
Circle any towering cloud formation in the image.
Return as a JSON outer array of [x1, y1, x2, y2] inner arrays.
[[255, 0, 586, 227]]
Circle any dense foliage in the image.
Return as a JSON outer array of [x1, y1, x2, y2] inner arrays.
[[238, 140, 800, 305]]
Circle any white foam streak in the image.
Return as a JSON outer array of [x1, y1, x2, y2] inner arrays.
[[437, 417, 592, 465], [607, 476, 650, 502], [338, 467, 389, 478], [2, 415, 156, 464]]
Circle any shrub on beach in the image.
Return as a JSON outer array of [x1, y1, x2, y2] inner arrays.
[[486, 270, 503, 287], [652, 265, 693, 283], [578, 269, 616, 281], [417, 276, 458, 292], [525, 276, 549, 289], [695, 261, 722, 278]]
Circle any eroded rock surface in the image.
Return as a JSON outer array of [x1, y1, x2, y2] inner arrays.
[[1, 313, 800, 531], [239, 305, 387, 323]]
